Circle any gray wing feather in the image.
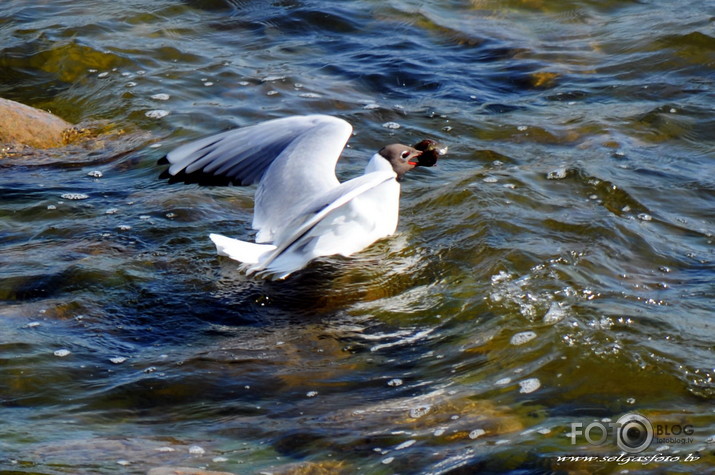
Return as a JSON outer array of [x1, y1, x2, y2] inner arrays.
[[166, 114, 354, 242], [166, 115, 351, 187]]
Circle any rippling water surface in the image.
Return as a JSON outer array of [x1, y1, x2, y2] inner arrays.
[[1, 0, 714, 473]]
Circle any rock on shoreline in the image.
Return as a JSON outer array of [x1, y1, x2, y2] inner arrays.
[[0, 97, 74, 149]]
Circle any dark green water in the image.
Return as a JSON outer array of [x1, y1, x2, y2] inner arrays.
[[1, 0, 713, 473]]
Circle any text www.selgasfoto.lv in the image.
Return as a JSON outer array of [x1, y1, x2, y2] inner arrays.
[[555, 453, 701, 465]]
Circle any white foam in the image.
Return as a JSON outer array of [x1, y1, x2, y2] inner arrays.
[[145, 109, 169, 119], [61, 193, 89, 200], [510, 331, 537, 346], [519, 378, 541, 394]]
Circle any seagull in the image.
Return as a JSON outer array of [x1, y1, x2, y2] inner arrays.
[[164, 114, 445, 280]]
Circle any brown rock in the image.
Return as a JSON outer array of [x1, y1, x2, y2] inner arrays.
[[269, 461, 350, 475], [147, 467, 236, 475], [0, 97, 73, 149]]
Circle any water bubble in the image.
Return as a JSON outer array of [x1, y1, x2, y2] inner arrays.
[[117, 225, 132, 231], [126, 82, 137, 88], [496, 377, 512, 386], [491, 270, 512, 283], [61, 193, 89, 200], [306, 391, 318, 398], [382, 457, 395, 465], [47, 205, 57, 210], [188, 445, 205, 455], [537, 427, 551, 435], [638, 213, 653, 221], [469, 429, 486, 439], [165, 212, 177, 219], [145, 109, 169, 119], [213, 456, 228, 462], [54, 349, 71, 357], [266, 90, 279, 96], [483, 176, 498, 183], [519, 378, 541, 394], [434, 428, 446, 436], [116, 460, 130, 466], [387, 378, 403, 387], [626, 397, 636, 404], [97, 72, 109, 78], [382, 122, 401, 129], [621, 205, 631, 212], [87, 170, 103, 178], [517, 125, 528, 131], [151, 93, 170, 101], [409, 405, 431, 418], [363, 103, 380, 110], [25, 321, 41, 328], [544, 302, 566, 324], [298, 92, 321, 98], [546, 168, 568, 180], [105, 208, 119, 215], [144, 366, 157, 373], [510, 331, 537, 346], [204, 82, 214, 86], [109, 357, 127, 364], [394, 439, 416, 450]]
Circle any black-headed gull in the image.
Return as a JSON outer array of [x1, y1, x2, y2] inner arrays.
[[165, 114, 445, 279]]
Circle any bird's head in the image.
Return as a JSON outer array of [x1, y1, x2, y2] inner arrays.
[[379, 139, 446, 180]]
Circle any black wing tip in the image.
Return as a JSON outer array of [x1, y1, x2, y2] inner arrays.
[[161, 168, 247, 186], [158, 155, 251, 186]]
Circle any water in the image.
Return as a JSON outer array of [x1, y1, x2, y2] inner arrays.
[[1, 0, 713, 473]]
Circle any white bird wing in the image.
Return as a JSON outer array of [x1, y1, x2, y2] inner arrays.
[[166, 114, 353, 241], [252, 170, 397, 279]]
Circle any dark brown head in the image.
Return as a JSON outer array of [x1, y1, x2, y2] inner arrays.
[[378, 144, 423, 180], [379, 139, 446, 180]]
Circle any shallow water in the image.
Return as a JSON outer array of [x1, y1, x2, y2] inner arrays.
[[1, 0, 714, 473]]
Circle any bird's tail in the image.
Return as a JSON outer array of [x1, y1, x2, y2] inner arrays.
[[209, 233, 276, 265]]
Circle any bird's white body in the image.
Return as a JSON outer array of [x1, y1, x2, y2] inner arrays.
[[166, 115, 405, 279]]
